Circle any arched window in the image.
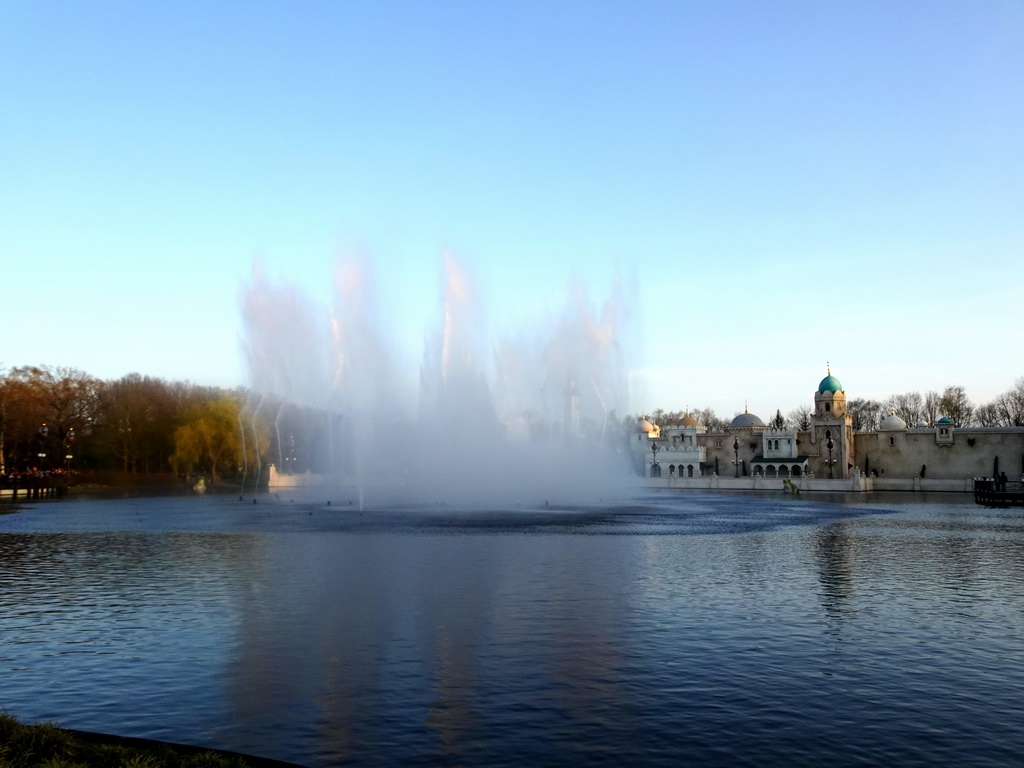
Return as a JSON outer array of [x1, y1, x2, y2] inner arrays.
[[766, 465, 777, 477], [889, 436, 895, 446], [774, 440, 780, 450], [687, 464, 694, 477], [779, 465, 790, 477], [792, 466, 802, 477]]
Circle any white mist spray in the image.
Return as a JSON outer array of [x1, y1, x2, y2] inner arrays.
[[239, 253, 635, 506]]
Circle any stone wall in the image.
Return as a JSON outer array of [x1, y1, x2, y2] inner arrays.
[[855, 429, 1024, 481]]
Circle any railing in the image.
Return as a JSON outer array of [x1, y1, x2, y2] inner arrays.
[[974, 478, 1024, 507]]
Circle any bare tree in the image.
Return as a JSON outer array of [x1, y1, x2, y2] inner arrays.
[[923, 390, 941, 425], [974, 401, 1002, 427], [659, 410, 691, 426], [939, 385, 973, 427], [11, 365, 100, 437], [849, 398, 884, 432], [787, 405, 812, 431], [995, 378, 1024, 426], [888, 392, 924, 427], [769, 409, 786, 429], [694, 407, 726, 431], [0, 367, 8, 475], [95, 374, 179, 472], [0, 372, 39, 472]]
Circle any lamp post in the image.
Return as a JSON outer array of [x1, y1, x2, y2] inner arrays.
[[37, 423, 49, 473], [650, 441, 659, 477], [733, 437, 740, 478], [281, 434, 297, 475], [826, 431, 835, 479], [63, 427, 75, 473]]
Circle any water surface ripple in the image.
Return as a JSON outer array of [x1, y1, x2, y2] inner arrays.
[[0, 492, 1022, 766]]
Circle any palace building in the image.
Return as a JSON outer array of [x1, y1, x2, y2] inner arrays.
[[636, 368, 1023, 491]]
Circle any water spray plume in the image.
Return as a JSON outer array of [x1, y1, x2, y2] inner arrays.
[[240, 252, 635, 506]]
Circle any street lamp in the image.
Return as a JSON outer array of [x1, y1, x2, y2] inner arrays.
[[64, 427, 75, 473], [826, 430, 835, 479], [650, 441, 659, 477], [733, 437, 740, 478], [37, 423, 49, 472]]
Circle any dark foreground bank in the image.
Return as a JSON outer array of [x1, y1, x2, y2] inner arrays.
[[0, 714, 305, 768]]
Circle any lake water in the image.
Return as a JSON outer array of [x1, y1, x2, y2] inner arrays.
[[1, 490, 1022, 766]]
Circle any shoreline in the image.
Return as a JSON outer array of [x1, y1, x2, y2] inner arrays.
[[0, 714, 306, 768], [641, 473, 979, 494]]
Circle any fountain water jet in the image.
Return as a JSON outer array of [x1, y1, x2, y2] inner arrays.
[[240, 253, 634, 505]]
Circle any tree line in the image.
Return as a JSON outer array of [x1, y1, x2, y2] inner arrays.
[[5, 365, 1021, 481], [643, 379, 1024, 433], [0, 365, 269, 481], [846, 381, 1024, 431]]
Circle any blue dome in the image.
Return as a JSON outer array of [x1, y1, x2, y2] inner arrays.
[[818, 374, 843, 393], [936, 416, 952, 424], [730, 411, 764, 427]]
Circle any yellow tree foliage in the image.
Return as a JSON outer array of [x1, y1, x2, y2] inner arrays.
[[170, 395, 246, 482]]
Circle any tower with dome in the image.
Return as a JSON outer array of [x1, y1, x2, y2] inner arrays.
[[633, 364, 1022, 489], [810, 366, 854, 479]]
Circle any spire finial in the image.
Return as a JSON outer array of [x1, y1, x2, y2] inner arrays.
[[827, 360, 831, 375]]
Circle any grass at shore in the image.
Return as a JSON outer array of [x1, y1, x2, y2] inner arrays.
[[0, 714, 257, 768]]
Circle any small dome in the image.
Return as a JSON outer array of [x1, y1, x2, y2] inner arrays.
[[730, 410, 764, 428], [681, 411, 699, 427], [879, 412, 907, 431], [916, 420, 930, 428], [936, 416, 952, 424], [640, 416, 657, 433]]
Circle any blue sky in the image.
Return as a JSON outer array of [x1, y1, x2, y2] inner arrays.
[[2, 1, 1021, 419]]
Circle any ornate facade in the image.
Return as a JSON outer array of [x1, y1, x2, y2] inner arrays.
[[636, 368, 1023, 487]]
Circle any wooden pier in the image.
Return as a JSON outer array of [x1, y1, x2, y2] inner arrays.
[[974, 478, 1024, 507], [0, 476, 66, 500]]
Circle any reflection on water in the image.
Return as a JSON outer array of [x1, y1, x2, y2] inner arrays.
[[1, 493, 1023, 766], [815, 521, 859, 625]]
